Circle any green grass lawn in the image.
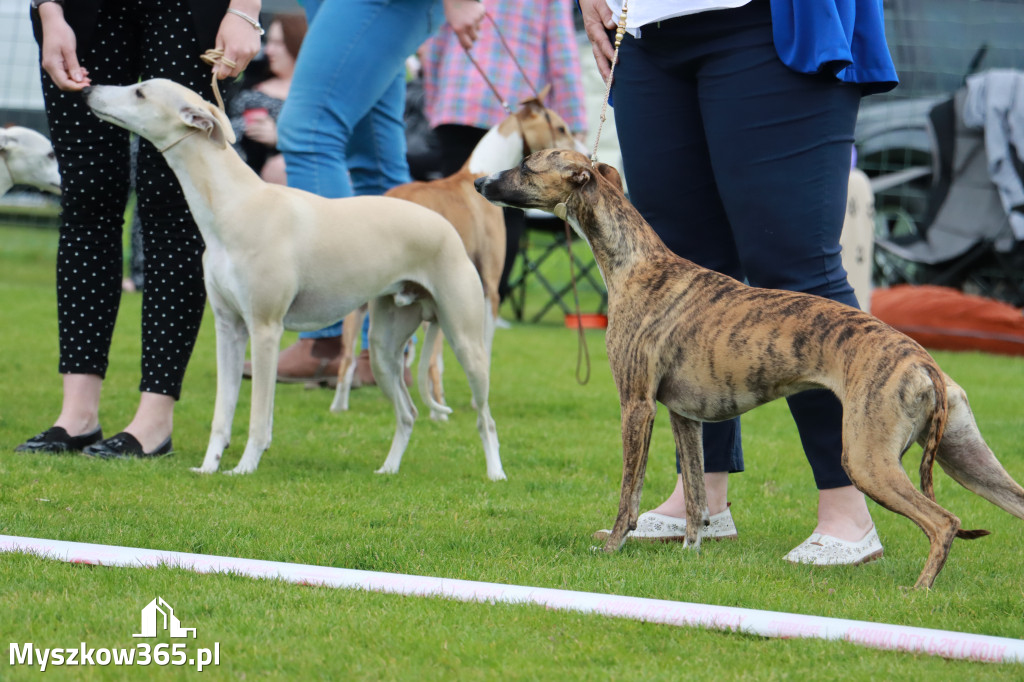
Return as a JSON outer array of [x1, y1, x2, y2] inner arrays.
[[1, 224, 1023, 680]]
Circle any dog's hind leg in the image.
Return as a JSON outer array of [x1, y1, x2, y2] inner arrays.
[[669, 411, 706, 551], [417, 322, 452, 422], [935, 377, 1024, 521], [424, 323, 449, 421], [229, 321, 285, 475], [842, 408, 961, 589], [435, 283, 504, 481], [370, 296, 424, 476], [603, 394, 656, 552], [193, 301, 248, 474]]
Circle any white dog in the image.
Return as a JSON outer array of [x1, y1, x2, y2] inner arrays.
[[0, 126, 61, 196], [85, 79, 504, 480]]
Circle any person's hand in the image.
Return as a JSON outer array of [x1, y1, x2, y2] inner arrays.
[[244, 112, 277, 146], [37, 3, 90, 91], [443, 0, 486, 50], [579, 0, 618, 80], [212, 4, 264, 80]]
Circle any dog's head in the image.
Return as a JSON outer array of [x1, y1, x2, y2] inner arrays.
[[0, 126, 61, 195], [508, 85, 589, 156], [474, 149, 622, 216], [85, 78, 236, 151]]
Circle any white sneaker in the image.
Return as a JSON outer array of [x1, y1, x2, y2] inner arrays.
[[593, 506, 738, 542], [783, 526, 884, 566]]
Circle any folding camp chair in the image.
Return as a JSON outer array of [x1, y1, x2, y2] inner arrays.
[[871, 88, 1024, 306], [506, 210, 608, 322]]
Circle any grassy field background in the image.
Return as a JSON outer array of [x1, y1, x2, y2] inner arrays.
[[2, 223, 1023, 680]]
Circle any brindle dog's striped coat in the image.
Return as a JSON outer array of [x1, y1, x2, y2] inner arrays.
[[476, 149, 1024, 589]]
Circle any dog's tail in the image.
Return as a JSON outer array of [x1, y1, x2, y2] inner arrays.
[[918, 365, 991, 540], [933, 376, 1024, 537], [918, 362, 947, 503], [417, 321, 453, 418]]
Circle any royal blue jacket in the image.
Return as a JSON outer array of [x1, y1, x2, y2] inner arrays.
[[770, 0, 898, 94]]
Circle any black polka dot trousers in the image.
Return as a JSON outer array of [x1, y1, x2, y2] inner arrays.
[[41, 0, 216, 400]]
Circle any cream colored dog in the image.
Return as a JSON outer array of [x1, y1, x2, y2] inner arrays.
[[0, 126, 61, 196], [85, 79, 504, 480]]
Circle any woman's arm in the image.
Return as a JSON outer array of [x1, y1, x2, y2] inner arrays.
[[37, 2, 90, 91], [579, 0, 617, 80], [211, 1, 264, 79]]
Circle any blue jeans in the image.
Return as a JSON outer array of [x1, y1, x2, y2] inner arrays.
[[279, 0, 444, 340], [613, 1, 861, 489]]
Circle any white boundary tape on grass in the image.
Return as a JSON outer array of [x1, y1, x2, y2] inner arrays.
[[2, 534, 1022, 664]]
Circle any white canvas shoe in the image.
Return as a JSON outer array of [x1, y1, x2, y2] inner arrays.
[[783, 526, 884, 566], [593, 505, 738, 542]]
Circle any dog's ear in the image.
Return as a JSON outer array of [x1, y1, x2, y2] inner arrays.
[[594, 162, 623, 191], [565, 164, 594, 188], [518, 84, 551, 113], [180, 102, 236, 148]]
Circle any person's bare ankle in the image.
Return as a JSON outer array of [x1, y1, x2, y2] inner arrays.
[[54, 416, 100, 438], [649, 499, 686, 519], [814, 486, 874, 541]]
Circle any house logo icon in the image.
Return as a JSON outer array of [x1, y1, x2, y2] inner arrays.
[[133, 597, 197, 638]]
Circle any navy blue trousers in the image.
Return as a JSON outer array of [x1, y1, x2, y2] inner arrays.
[[611, 0, 861, 489]]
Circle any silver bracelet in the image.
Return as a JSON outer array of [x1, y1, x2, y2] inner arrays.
[[226, 8, 265, 36]]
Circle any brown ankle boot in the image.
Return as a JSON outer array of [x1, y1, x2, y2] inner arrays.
[[351, 349, 376, 388], [275, 336, 342, 386], [351, 348, 413, 388]]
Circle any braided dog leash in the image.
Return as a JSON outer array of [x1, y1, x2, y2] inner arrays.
[[199, 48, 236, 112]]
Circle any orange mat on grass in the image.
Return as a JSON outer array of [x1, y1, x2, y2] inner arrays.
[[871, 285, 1024, 357]]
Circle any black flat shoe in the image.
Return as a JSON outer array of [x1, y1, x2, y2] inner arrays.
[[15, 426, 103, 454], [82, 432, 173, 459]]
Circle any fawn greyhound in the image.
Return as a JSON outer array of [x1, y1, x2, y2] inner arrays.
[[330, 87, 585, 420], [476, 148, 1024, 589], [85, 78, 504, 480]]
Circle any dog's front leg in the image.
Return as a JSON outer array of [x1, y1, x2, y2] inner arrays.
[[330, 306, 364, 413], [669, 411, 706, 551], [604, 395, 656, 552], [229, 321, 284, 475], [193, 303, 248, 474]]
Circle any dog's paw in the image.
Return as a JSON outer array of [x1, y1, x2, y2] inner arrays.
[[683, 538, 703, 553], [189, 466, 219, 474], [375, 465, 400, 475], [488, 470, 507, 482], [225, 465, 256, 475], [429, 411, 449, 422]]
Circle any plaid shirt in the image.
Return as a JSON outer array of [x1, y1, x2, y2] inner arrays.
[[420, 0, 588, 135]]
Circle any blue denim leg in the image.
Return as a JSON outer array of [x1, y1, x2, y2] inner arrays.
[[278, 0, 444, 339], [348, 74, 413, 197], [301, 0, 323, 23]]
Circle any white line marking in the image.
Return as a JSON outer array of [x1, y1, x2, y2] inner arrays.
[[1, 534, 1021, 663]]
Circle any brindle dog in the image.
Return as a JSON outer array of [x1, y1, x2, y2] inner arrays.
[[476, 148, 1024, 589]]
